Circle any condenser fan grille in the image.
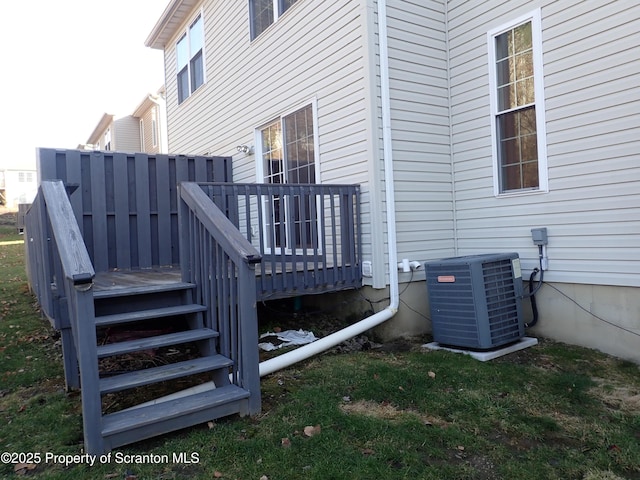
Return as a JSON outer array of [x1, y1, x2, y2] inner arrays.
[[482, 259, 522, 345]]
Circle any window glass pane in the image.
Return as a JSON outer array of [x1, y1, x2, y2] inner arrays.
[[177, 67, 189, 104], [497, 107, 538, 191], [495, 31, 510, 62], [283, 105, 314, 185], [519, 106, 537, 136], [521, 134, 538, 162], [189, 16, 203, 56], [251, 0, 274, 39], [501, 164, 521, 192], [522, 161, 539, 189], [280, 0, 298, 14], [513, 22, 532, 53], [190, 51, 204, 92], [176, 34, 188, 69], [262, 122, 283, 183], [515, 51, 533, 80], [495, 22, 534, 112]]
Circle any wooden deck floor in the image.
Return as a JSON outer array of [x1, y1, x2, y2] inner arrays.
[[92, 261, 360, 301]]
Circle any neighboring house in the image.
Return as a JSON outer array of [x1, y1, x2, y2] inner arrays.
[[0, 168, 37, 209], [80, 88, 168, 153], [133, 87, 169, 154], [146, 1, 640, 362]]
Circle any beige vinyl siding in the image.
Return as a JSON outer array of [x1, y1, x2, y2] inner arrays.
[[448, 0, 640, 287], [164, 0, 454, 285], [139, 107, 160, 153], [112, 116, 142, 152], [164, 0, 378, 268], [165, 0, 368, 177], [386, 0, 455, 265]]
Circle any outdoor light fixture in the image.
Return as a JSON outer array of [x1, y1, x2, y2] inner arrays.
[[236, 145, 253, 154]]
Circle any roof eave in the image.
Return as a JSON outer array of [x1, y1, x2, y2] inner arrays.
[[145, 0, 200, 50], [86, 114, 115, 145]]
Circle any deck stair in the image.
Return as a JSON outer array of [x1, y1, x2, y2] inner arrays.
[[85, 275, 252, 453], [25, 152, 359, 455]]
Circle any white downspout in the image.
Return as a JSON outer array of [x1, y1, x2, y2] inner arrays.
[[259, 0, 398, 377]]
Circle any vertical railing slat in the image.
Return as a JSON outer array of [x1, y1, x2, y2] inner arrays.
[[112, 152, 132, 269], [90, 154, 108, 272], [134, 153, 153, 268], [155, 155, 172, 265]]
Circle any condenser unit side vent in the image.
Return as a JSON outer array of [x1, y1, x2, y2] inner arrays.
[[425, 253, 524, 350]]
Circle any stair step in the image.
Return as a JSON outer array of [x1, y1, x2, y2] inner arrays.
[[97, 328, 219, 358], [93, 281, 195, 299], [101, 384, 250, 448], [99, 355, 233, 394], [95, 304, 207, 327]]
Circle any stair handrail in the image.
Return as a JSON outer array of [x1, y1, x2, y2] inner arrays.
[[179, 182, 262, 266], [40, 180, 95, 285], [26, 180, 103, 454], [178, 181, 262, 415]]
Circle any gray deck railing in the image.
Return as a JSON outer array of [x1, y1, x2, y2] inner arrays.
[[199, 183, 361, 300], [25, 180, 103, 451], [178, 182, 261, 415]]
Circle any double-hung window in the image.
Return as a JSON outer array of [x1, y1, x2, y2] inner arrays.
[[249, 0, 298, 40], [258, 103, 318, 252], [488, 9, 547, 195], [177, 14, 204, 104]]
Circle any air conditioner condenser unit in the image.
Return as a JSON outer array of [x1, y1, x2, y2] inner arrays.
[[424, 252, 525, 350]]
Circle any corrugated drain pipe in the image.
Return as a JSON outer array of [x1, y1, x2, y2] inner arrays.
[[259, 0, 399, 377]]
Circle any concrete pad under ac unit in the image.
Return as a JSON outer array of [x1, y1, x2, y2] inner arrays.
[[422, 337, 539, 362]]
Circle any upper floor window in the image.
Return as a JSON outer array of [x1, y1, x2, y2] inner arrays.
[[104, 128, 112, 151], [177, 14, 204, 104], [488, 9, 548, 195], [250, 0, 298, 40]]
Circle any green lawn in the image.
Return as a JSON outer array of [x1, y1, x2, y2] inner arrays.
[[1, 221, 639, 479]]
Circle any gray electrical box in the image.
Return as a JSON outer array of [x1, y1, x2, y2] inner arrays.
[[425, 253, 524, 350], [531, 227, 548, 246]]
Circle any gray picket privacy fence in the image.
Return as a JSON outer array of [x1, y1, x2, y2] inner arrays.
[[36, 148, 232, 272]]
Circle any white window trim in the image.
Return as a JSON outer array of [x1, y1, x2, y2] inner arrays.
[[254, 98, 321, 255], [488, 8, 548, 197], [176, 9, 206, 105]]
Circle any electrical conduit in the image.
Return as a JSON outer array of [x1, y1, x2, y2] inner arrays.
[[259, 0, 399, 377]]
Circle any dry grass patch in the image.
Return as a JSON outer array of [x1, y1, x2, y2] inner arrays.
[[590, 377, 640, 414], [339, 399, 449, 428]]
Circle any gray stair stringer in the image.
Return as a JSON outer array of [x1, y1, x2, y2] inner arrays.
[[90, 280, 250, 453]]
